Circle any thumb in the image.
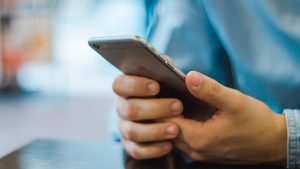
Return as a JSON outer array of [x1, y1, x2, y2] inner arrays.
[[185, 71, 243, 111]]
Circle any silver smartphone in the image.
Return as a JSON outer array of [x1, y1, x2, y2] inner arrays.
[[88, 35, 214, 120]]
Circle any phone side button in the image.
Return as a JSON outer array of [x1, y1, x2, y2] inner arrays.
[[166, 62, 174, 69], [154, 50, 161, 56], [174, 68, 186, 79]]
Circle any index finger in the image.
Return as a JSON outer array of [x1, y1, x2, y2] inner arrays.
[[113, 74, 160, 97]]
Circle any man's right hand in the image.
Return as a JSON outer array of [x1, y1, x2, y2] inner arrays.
[[113, 74, 184, 159]]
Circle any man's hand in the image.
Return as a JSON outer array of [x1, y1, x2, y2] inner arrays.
[[113, 75, 183, 159], [167, 71, 287, 165], [113, 70, 287, 165]]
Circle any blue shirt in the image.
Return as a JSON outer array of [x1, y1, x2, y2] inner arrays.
[[146, 0, 300, 168]]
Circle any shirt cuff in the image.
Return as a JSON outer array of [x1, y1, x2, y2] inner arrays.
[[284, 109, 300, 169]]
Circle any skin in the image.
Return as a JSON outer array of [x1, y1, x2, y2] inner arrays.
[[113, 71, 287, 165]]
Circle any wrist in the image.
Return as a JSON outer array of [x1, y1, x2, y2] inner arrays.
[[269, 114, 287, 166]]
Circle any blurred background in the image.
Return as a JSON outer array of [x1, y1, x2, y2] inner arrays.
[[0, 0, 146, 96], [0, 0, 147, 157]]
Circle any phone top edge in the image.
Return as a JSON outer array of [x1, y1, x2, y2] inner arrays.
[[88, 35, 186, 81], [88, 35, 146, 44]]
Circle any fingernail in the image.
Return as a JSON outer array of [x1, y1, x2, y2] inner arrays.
[[170, 101, 181, 114], [190, 72, 203, 87], [147, 83, 157, 93], [162, 143, 171, 152], [165, 125, 177, 136]]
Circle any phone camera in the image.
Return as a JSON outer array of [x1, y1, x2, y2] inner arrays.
[[94, 44, 101, 49]]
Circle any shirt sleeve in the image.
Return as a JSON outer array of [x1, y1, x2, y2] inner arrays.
[[145, 0, 234, 87], [284, 109, 300, 169]]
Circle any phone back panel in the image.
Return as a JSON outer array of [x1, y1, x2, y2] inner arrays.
[[89, 36, 186, 95], [89, 36, 215, 120]]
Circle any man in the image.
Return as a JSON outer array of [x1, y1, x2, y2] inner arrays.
[[113, 0, 300, 168]]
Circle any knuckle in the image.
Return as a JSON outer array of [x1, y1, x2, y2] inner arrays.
[[199, 140, 209, 150], [123, 122, 137, 141], [207, 80, 221, 98], [233, 89, 246, 102], [188, 139, 208, 151], [227, 89, 247, 110], [123, 100, 136, 120], [188, 140, 201, 150]]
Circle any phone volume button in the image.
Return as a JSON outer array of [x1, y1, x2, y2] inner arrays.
[[151, 47, 157, 54], [154, 50, 161, 56], [174, 68, 186, 79], [145, 44, 152, 50], [167, 60, 176, 68], [166, 62, 174, 69]]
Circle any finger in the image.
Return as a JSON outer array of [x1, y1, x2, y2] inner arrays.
[[185, 71, 246, 111], [120, 119, 179, 143], [174, 139, 206, 161], [117, 98, 183, 121], [113, 75, 160, 97], [173, 139, 193, 154], [164, 117, 206, 147], [122, 139, 172, 159], [164, 56, 173, 63]]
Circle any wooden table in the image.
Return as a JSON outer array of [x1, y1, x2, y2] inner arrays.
[[0, 139, 284, 169], [0, 94, 115, 158]]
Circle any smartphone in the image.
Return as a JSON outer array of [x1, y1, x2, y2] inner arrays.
[[88, 35, 214, 120]]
